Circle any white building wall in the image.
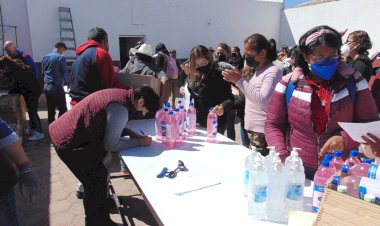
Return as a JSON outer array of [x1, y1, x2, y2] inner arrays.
[[1, 0, 33, 55], [280, 0, 380, 57], [24, 0, 283, 62]]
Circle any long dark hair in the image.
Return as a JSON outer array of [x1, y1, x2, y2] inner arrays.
[[297, 25, 342, 75], [244, 34, 277, 62], [188, 45, 214, 85], [348, 30, 372, 55]]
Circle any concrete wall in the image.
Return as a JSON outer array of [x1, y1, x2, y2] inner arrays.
[[0, 0, 33, 56], [280, 0, 380, 57], [24, 0, 283, 63]]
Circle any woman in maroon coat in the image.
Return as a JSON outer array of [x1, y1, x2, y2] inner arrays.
[[265, 25, 379, 180]]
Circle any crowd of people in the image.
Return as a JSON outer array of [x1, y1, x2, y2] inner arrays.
[[0, 24, 380, 226]]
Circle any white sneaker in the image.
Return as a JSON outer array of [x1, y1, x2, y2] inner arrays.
[[28, 131, 44, 141]]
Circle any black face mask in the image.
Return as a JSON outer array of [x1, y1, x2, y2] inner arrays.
[[245, 57, 260, 70], [196, 64, 210, 74], [216, 54, 227, 62], [231, 53, 237, 57]]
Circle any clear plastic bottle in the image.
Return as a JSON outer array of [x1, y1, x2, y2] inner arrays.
[[244, 148, 257, 198], [267, 156, 287, 223], [207, 107, 218, 143], [165, 111, 177, 149], [161, 108, 169, 144], [174, 108, 183, 144], [320, 154, 336, 176], [340, 166, 361, 198], [332, 150, 344, 171], [329, 176, 340, 191], [155, 106, 164, 140], [351, 158, 372, 178], [265, 146, 276, 166], [285, 158, 305, 213], [344, 150, 361, 168], [187, 103, 197, 135], [179, 106, 187, 140], [284, 148, 305, 176], [176, 99, 183, 109], [248, 153, 267, 220], [312, 160, 331, 212]]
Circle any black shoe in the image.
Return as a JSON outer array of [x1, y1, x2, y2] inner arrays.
[[76, 190, 84, 199]]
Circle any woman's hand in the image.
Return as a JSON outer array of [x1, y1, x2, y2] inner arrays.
[[361, 133, 380, 158], [222, 69, 242, 85], [212, 105, 224, 116], [179, 86, 186, 95], [320, 135, 345, 156]]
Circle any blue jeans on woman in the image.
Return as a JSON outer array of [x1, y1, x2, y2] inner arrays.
[[0, 188, 19, 226]]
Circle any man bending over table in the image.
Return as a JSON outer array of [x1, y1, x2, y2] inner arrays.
[[49, 86, 159, 226]]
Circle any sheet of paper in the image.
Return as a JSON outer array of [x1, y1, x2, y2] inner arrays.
[[173, 171, 221, 196], [338, 121, 380, 143]]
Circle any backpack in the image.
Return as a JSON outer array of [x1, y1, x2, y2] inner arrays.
[[165, 55, 179, 80], [285, 76, 357, 111]]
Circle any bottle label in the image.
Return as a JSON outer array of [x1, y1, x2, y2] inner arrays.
[[212, 119, 217, 136], [161, 121, 167, 137], [244, 170, 249, 185], [286, 183, 303, 201], [166, 124, 171, 140], [178, 121, 183, 137], [368, 164, 379, 180], [312, 184, 324, 212], [252, 185, 267, 203]]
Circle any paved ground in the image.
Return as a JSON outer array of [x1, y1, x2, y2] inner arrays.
[[16, 107, 243, 226]]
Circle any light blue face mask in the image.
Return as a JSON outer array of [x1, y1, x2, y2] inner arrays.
[[309, 57, 339, 80], [129, 55, 136, 63]]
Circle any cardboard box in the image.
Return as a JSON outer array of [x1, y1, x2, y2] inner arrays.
[[313, 187, 380, 226], [116, 73, 161, 95]]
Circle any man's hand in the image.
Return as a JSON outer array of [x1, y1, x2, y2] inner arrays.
[[212, 105, 224, 116], [320, 135, 345, 156], [139, 136, 152, 146], [18, 162, 40, 202]]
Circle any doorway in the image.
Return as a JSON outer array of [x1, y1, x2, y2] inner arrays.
[[119, 35, 145, 69]]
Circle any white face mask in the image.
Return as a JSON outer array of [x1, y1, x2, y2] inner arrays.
[[340, 44, 350, 57]]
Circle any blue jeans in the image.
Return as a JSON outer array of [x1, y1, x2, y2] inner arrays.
[[44, 85, 68, 124], [0, 188, 19, 226], [240, 118, 249, 148]]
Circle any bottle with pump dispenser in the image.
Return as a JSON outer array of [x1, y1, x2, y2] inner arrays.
[[244, 147, 257, 198], [285, 158, 305, 213], [267, 154, 287, 223], [248, 153, 267, 220]]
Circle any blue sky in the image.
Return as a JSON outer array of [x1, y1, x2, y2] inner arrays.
[[285, 0, 310, 9]]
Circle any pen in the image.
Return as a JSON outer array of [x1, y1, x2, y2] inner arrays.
[[140, 130, 145, 135]]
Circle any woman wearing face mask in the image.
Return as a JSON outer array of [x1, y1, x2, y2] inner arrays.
[[215, 43, 231, 63], [222, 34, 282, 155], [341, 30, 373, 82], [186, 45, 234, 132], [264, 25, 379, 179]]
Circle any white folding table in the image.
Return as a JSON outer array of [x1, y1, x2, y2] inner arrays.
[[120, 119, 314, 226]]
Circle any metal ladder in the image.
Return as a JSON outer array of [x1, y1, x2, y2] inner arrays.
[[59, 7, 76, 61]]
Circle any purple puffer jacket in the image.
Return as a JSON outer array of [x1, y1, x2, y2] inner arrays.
[[265, 63, 379, 170]]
